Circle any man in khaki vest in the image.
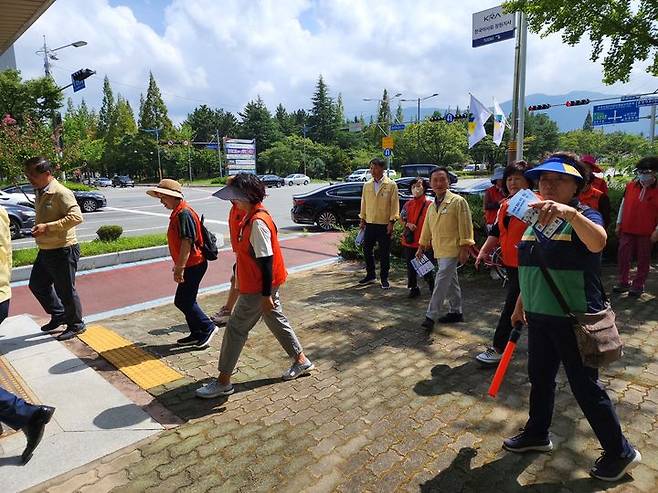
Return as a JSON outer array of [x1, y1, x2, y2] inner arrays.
[[24, 157, 85, 340]]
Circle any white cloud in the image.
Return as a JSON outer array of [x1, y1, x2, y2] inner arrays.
[[11, 0, 656, 125]]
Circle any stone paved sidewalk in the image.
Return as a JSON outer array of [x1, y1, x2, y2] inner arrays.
[[29, 262, 658, 493]]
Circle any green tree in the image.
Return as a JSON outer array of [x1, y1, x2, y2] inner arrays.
[[0, 70, 63, 125], [376, 89, 391, 128], [559, 129, 606, 156], [274, 103, 295, 136], [139, 72, 174, 136], [0, 117, 56, 181], [503, 0, 658, 84], [184, 105, 238, 143], [523, 111, 560, 162], [308, 75, 337, 144], [393, 121, 468, 167], [335, 93, 346, 126], [97, 76, 115, 137], [582, 110, 594, 131], [238, 96, 280, 158], [62, 98, 103, 173], [395, 102, 404, 124]]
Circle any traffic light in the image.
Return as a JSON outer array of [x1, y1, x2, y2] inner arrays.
[[429, 115, 444, 122], [565, 99, 590, 107], [72, 68, 96, 81], [528, 104, 551, 111]]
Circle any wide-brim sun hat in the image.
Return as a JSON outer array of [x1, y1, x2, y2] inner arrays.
[[146, 178, 184, 199], [491, 166, 505, 183], [212, 183, 250, 202], [524, 157, 584, 183], [580, 154, 602, 172]]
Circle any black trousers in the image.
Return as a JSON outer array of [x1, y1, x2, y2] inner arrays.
[[492, 267, 519, 352], [363, 223, 391, 281], [524, 313, 633, 457], [403, 246, 436, 289], [29, 245, 84, 328]]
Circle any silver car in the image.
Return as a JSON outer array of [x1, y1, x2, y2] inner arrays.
[[285, 174, 310, 186]]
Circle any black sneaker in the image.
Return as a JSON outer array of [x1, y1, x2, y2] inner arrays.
[[408, 287, 420, 298], [195, 327, 218, 348], [41, 317, 66, 332], [612, 284, 630, 294], [358, 276, 376, 285], [176, 335, 198, 346], [57, 324, 86, 341], [503, 430, 553, 453], [438, 312, 464, 323], [421, 317, 434, 332], [381, 279, 390, 290], [590, 449, 641, 482], [628, 288, 644, 298]]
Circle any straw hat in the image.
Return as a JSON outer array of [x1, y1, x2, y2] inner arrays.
[[146, 179, 184, 199]]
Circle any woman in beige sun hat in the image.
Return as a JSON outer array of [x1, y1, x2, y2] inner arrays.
[[147, 179, 218, 348]]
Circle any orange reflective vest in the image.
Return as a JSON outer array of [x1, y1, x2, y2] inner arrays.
[[592, 176, 609, 195], [498, 197, 532, 268], [167, 200, 205, 268], [578, 186, 603, 211], [484, 186, 505, 225], [228, 204, 245, 252], [235, 205, 287, 294]]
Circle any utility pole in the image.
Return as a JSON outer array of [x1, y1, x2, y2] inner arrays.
[[650, 105, 656, 142], [216, 130, 223, 177], [508, 11, 527, 164]]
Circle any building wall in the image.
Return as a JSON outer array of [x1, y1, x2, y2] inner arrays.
[[0, 45, 17, 71]]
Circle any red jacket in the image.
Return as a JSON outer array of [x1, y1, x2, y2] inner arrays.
[[401, 196, 431, 248], [167, 201, 205, 268], [498, 198, 531, 268], [228, 204, 245, 252], [484, 186, 505, 225], [235, 205, 287, 294], [592, 176, 609, 195], [579, 186, 603, 210], [620, 181, 658, 236]]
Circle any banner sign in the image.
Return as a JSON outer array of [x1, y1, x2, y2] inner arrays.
[[225, 137, 256, 173], [472, 6, 516, 48]]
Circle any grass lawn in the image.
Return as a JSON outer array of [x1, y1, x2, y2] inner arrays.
[[13, 233, 168, 268]]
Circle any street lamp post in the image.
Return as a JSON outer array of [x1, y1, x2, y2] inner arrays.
[[35, 35, 87, 78], [400, 93, 439, 162], [362, 92, 402, 171]]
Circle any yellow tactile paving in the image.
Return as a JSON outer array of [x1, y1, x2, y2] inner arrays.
[[79, 325, 182, 390], [0, 355, 39, 438]]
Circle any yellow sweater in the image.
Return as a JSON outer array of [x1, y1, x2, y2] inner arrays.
[[419, 190, 475, 258], [359, 176, 400, 224], [34, 179, 83, 250], [0, 208, 11, 303]]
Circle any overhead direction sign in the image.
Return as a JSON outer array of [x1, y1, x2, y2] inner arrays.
[[472, 6, 516, 48], [390, 123, 405, 131], [638, 97, 658, 107], [593, 101, 639, 126]]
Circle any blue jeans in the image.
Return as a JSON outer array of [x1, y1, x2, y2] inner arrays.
[[525, 313, 633, 457], [0, 386, 37, 430], [174, 261, 214, 339]]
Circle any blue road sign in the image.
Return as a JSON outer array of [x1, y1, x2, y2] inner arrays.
[[638, 97, 658, 107], [593, 101, 639, 126], [621, 95, 640, 101], [390, 123, 405, 131], [72, 78, 85, 92], [445, 113, 455, 123], [383, 148, 392, 157]]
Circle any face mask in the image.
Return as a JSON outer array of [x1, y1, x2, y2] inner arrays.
[[412, 186, 424, 198], [638, 173, 656, 187]]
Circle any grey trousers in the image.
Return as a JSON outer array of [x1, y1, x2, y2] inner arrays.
[[218, 288, 303, 375], [426, 257, 462, 320]]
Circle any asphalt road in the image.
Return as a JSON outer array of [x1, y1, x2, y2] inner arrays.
[[11, 182, 330, 249]]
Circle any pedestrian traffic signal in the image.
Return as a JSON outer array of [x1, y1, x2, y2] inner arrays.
[[565, 99, 590, 107], [72, 68, 96, 81], [528, 104, 551, 111]]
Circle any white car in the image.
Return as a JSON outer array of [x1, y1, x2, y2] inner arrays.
[[0, 189, 35, 208], [463, 164, 485, 172], [285, 174, 310, 186], [346, 169, 371, 182]]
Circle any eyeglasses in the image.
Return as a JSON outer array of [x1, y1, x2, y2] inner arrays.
[[636, 169, 655, 175]]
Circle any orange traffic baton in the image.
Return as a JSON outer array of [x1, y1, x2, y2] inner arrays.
[[488, 322, 524, 398]]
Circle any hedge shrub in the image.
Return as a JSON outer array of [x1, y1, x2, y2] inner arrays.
[[97, 225, 123, 242]]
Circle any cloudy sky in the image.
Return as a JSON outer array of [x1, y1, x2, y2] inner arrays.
[[12, 0, 657, 124]]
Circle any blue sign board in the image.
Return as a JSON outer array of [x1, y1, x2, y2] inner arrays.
[[205, 143, 219, 150], [444, 113, 455, 123], [390, 123, 405, 131], [383, 148, 392, 157], [592, 102, 639, 126], [472, 30, 515, 48], [72, 78, 85, 92], [620, 95, 640, 101], [638, 97, 658, 107]]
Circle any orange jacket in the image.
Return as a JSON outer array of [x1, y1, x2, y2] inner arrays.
[[167, 200, 205, 268], [484, 185, 505, 225], [235, 205, 287, 294], [401, 196, 431, 248], [228, 204, 245, 252], [497, 199, 529, 268], [579, 186, 603, 210]]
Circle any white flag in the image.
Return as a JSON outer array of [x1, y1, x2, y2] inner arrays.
[[468, 94, 492, 149], [492, 98, 507, 146]]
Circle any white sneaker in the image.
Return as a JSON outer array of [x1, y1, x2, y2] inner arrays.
[[195, 379, 234, 399], [476, 347, 502, 365], [282, 359, 315, 381]]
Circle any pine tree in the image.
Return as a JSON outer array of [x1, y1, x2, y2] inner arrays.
[[583, 110, 594, 132], [137, 93, 145, 128], [105, 95, 137, 146], [275, 103, 293, 135], [395, 102, 404, 124], [335, 93, 346, 125], [239, 96, 280, 155], [97, 76, 114, 137], [308, 75, 337, 144], [376, 89, 391, 128], [139, 72, 173, 136]]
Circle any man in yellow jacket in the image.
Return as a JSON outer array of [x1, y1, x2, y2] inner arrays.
[[24, 157, 85, 341], [358, 158, 399, 289], [417, 167, 474, 332]]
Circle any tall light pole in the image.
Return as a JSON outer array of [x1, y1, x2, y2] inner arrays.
[[362, 92, 402, 172], [35, 35, 87, 78], [401, 93, 439, 163]]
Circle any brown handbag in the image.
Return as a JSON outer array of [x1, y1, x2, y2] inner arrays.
[[533, 242, 623, 368]]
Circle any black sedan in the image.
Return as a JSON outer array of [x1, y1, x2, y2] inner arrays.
[[2, 184, 107, 213], [258, 174, 285, 188], [3, 204, 36, 239], [291, 182, 410, 231]]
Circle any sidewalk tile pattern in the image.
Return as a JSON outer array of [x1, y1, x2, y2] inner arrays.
[[0, 354, 39, 438]]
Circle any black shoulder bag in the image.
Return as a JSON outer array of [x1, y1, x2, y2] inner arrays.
[[533, 240, 623, 368]]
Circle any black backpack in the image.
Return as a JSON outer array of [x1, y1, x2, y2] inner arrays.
[[198, 214, 219, 261]]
